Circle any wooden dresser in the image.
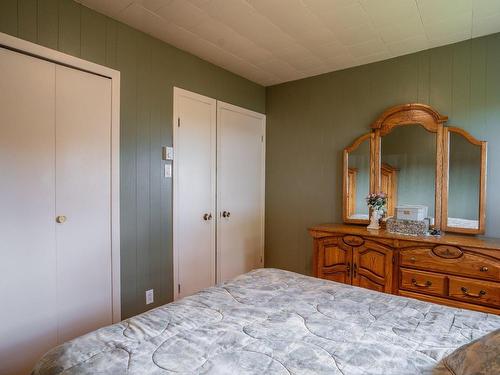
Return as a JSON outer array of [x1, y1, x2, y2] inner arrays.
[[309, 224, 500, 314]]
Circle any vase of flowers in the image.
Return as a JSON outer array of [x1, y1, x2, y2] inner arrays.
[[366, 192, 387, 230]]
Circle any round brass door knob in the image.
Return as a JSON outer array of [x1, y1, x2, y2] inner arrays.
[[56, 215, 67, 223]]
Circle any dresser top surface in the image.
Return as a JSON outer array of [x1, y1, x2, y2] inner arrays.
[[309, 223, 500, 250]]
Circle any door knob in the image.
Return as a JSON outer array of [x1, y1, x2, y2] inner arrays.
[[222, 211, 231, 218], [203, 213, 212, 221], [56, 215, 67, 223]]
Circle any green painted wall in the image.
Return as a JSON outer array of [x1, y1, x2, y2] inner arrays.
[[0, 0, 265, 318], [265, 33, 500, 276]]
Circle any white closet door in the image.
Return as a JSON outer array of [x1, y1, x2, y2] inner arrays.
[[174, 88, 217, 299], [0, 48, 58, 375], [55, 65, 113, 343], [217, 102, 265, 283]]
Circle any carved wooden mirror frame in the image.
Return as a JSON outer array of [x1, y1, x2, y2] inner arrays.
[[442, 127, 487, 234], [342, 103, 487, 235], [342, 132, 375, 224]]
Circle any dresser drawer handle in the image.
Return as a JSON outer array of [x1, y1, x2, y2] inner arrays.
[[411, 278, 432, 288], [480, 266, 488, 272], [410, 257, 416, 263], [460, 287, 486, 298]]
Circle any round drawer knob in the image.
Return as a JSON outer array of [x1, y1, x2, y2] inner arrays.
[[56, 215, 67, 224], [480, 266, 488, 272], [410, 257, 416, 263]]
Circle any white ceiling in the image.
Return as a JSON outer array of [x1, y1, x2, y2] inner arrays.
[[76, 0, 500, 86]]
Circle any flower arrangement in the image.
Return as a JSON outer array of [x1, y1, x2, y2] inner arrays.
[[366, 192, 387, 215]]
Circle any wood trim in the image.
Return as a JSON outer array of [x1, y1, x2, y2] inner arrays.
[[343, 132, 371, 225], [442, 127, 487, 235], [0, 31, 122, 323], [372, 103, 445, 228], [373, 129, 381, 193], [311, 225, 500, 314], [371, 103, 448, 136], [480, 140, 488, 234], [399, 290, 500, 315], [435, 124, 443, 229], [381, 163, 398, 217], [447, 126, 483, 146], [309, 224, 500, 250]]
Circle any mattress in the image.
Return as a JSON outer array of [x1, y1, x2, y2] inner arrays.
[[32, 268, 500, 375]]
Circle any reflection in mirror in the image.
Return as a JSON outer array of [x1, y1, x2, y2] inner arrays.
[[381, 125, 436, 223], [447, 132, 480, 230], [347, 138, 370, 220]]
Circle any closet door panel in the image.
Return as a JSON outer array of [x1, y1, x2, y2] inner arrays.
[[174, 89, 217, 299], [55, 65, 112, 343], [0, 47, 58, 375], [217, 102, 265, 283]]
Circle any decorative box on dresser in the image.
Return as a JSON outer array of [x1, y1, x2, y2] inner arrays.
[[309, 224, 500, 314]]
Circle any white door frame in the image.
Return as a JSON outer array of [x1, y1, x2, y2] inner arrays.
[[172, 87, 217, 300], [0, 32, 121, 322], [216, 101, 266, 282]]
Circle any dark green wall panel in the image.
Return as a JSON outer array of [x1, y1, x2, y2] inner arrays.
[[37, 0, 58, 49], [0, 0, 18, 36], [0, 0, 265, 319], [266, 33, 500, 277], [18, 0, 37, 42]]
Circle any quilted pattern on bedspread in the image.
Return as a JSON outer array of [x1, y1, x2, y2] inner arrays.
[[32, 268, 500, 375]]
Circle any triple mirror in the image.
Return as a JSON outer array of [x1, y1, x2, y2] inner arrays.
[[343, 104, 487, 235]]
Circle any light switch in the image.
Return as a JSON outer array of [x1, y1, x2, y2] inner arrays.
[[164, 163, 172, 178], [162, 146, 174, 160], [146, 289, 154, 305]]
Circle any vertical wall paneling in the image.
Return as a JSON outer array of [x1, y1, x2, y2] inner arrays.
[[429, 45, 453, 115], [37, 0, 59, 49], [136, 33, 152, 314], [58, 0, 81, 56], [266, 34, 500, 277], [81, 6, 106, 65], [452, 42, 471, 126], [115, 23, 139, 318], [18, 0, 37, 42], [417, 50, 430, 104], [485, 34, 500, 220], [0, 0, 265, 318], [0, 0, 18, 36]]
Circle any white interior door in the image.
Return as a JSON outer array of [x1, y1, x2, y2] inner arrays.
[[55, 65, 113, 343], [174, 88, 216, 299], [0, 47, 58, 375], [217, 101, 265, 283]]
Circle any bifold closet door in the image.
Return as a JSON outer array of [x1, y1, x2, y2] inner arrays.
[[174, 88, 217, 299], [217, 102, 265, 283], [55, 65, 113, 343], [0, 47, 113, 375], [0, 47, 58, 375]]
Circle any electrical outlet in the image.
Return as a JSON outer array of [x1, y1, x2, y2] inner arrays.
[[146, 289, 154, 305]]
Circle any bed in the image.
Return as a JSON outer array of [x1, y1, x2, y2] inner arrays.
[[33, 268, 500, 375]]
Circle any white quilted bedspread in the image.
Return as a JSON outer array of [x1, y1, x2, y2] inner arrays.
[[32, 268, 500, 375]]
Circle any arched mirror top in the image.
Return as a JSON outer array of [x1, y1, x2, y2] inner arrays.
[[346, 132, 372, 152], [371, 103, 448, 136], [447, 126, 485, 146], [342, 103, 487, 235]]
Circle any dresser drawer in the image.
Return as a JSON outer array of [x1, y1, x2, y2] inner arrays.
[[448, 276, 500, 307], [400, 246, 500, 281], [400, 269, 446, 296]]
